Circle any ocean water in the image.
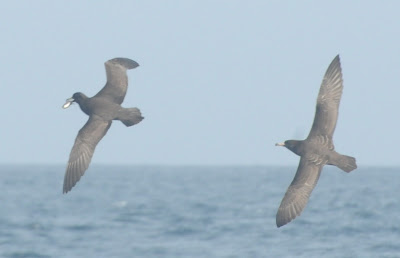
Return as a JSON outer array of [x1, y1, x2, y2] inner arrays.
[[0, 165, 399, 258]]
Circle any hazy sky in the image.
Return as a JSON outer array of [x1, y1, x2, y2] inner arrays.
[[1, 1, 399, 166]]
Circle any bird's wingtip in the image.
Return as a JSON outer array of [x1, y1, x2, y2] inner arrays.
[[276, 214, 293, 228], [331, 54, 341, 65], [63, 184, 71, 194], [276, 216, 287, 228], [108, 57, 139, 69]]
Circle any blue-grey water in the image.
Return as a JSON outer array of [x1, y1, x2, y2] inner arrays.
[[0, 165, 399, 258]]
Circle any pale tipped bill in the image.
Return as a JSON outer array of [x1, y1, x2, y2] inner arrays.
[[62, 97, 75, 109]]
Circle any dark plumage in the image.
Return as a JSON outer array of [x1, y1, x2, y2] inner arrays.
[[62, 58, 143, 194], [275, 55, 357, 227]]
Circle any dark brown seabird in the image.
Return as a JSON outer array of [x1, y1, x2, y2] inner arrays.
[[62, 58, 143, 194], [275, 55, 357, 227]]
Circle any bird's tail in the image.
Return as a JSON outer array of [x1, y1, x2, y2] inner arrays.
[[332, 154, 357, 173], [117, 107, 144, 127]]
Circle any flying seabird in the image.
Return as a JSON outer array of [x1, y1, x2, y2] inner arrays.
[[62, 57, 143, 193], [275, 55, 357, 227]]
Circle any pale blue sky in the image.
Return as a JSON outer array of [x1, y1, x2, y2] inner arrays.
[[1, 1, 399, 166]]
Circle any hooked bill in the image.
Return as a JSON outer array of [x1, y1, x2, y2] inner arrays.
[[62, 101, 72, 109]]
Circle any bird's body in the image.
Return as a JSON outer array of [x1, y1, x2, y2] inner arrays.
[[62, 58, 143, 194], [73, 93, 125, 120], [275, 55, 357, 227]]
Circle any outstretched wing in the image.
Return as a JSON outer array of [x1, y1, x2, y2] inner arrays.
[[276, 157, 323, 227], [94, 58, 139, 105], [63, 115, 112, 193], [307, 55, 343, 139]]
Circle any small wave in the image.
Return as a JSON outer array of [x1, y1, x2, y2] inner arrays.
[[4, 251, 51, 258], [113, 200, 128, 208]]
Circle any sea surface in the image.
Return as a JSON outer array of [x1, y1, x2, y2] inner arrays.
[[0, 165, 399, 258]]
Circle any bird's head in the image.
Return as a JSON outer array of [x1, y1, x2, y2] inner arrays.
[[275, 140, 301, 153], [62, 92, 87, 109]]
